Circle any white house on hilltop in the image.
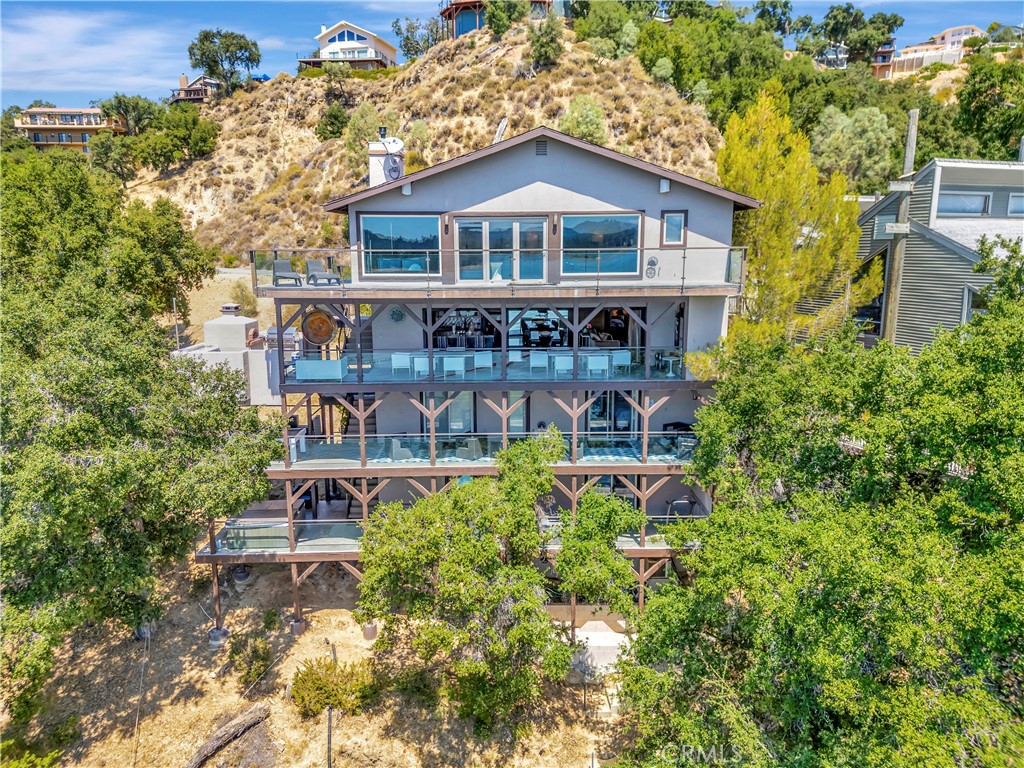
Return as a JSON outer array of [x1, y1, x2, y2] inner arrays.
[[298, 21, 398, 71]]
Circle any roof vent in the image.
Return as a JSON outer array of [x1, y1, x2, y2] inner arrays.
[[535, 140, 548, 156], [221, 303, 241, 316]]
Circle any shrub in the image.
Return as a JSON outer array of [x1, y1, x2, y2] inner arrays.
[[559, 94, 607, 145], [291, 657, 376, 717], [228, 632, 272, 688], [221, 251, 240, 268], [527, 12, 564, 68], [298, 67, 326, 78], [262, 608, 283, 632], [315, 103, 350, 141], [229, 280, 258, 318]]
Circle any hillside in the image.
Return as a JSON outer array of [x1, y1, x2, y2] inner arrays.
[[129, 24, 722, 256]]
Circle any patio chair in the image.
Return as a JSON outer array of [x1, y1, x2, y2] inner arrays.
[[587, 354, 610, 379], [530, 351, 549, 374], [390, 439, 413, 461], [612, 349, 631, 374], [456, 438, 483, 460], [391, 352, 411, 376], [443, 355, 466, 380], [413, 356, 429, 379], [553, 354, 573, 378], [306, 259, 342, 286], [474, 351, 493, 370], [272, 259, 302, 287]]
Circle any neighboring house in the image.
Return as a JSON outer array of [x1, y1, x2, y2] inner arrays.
[[169, 74, 220, 105], [930, 24, 987, 49], [14, 107, 125, 154], [440, 0, 564, 39], [815, 41, 849, 69], [298, 21, 398, 70], [870, 35, 898, 79], [852, 158, 1024, 353], [890, 25, 987, 77], [195, 125, 759, 629]]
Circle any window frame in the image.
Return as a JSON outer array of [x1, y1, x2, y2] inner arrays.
[[1008, 193, 1024, 217], [560, 211, 643, 277], [962, 285, 988, 323], [660, 210, 688, 248], [454, 216, 548, 283], [358, 213, 442, 278], [936, 190, 992, 217]]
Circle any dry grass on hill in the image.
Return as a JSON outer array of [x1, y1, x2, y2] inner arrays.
[[129, 24, 721, 258], [29, 562, 625, 767]]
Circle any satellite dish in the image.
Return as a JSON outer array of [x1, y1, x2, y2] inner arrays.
[[382, 136, 404, 154], [384, 154, 403, 180], [301, 308, 338, 346]]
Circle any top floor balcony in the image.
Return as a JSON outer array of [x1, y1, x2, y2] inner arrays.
[[249, 244, 745, 301]]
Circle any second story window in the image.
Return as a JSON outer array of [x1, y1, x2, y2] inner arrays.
[[937, 192, 991, 216], [456, 218, 546, 282], [361, 215, 440, 276], [1008, 193, 1024, 217], [662, 211, 687, 246], [562, 214, 640, 275]]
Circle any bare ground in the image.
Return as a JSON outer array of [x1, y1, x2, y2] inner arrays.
[[28, 562, 628, 767]]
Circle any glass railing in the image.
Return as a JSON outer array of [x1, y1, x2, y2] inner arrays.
[[251, 247, 748, 294], [277, 431, 697, 468], [284, 346, 689, 384], [210, 519, 364, 554]]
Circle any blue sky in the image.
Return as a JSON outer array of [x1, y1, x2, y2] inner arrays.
[[1, 1, 1022, 108]]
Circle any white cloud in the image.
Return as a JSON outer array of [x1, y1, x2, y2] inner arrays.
[[1, 9, 188, 95]]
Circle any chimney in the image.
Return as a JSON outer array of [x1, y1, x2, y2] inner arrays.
[[221, 303, 241, 316], [179, 73, 188, 88], [368, 128, 405, 188], [321, 24, 327, 34]]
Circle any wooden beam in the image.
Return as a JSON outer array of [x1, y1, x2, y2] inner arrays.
[[296, 561, 322, 586], [338, 561, 364, 582]]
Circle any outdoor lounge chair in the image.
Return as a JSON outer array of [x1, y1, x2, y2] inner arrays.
[[306, 259, 342, 286], [456, 438, 483, 460], [273, 259, 303, 287], [390, 439, 414, 461]]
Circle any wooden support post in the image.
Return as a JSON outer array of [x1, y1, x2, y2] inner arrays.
[[291, 563, 302, 622], [883, 108, 919, 343], [638, 557, 646, 612], [211, 563, 223, 629], [285, 479, 296, 552]]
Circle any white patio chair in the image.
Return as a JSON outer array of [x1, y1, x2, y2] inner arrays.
[[587, 354, 610, 379], [474, 351, 493, 370], [530, 351, 549, 374], [612, 349, 631, 374], [391, 352, 411, 376], [444, 355, 466, 379], [553, 354, 573, 378], [413, 356, 429, 379]]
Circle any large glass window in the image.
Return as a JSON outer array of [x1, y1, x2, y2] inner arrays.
[[964, 288, 987, 321], [428, 392, 474, 434], [456, 218, 546, 282], [361, 215, 440, 275], [1009, 194, 1024, 217], [937, 192, 990, 216], [562, 214, 640, 274]]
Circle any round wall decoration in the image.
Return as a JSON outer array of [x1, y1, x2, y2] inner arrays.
[[390, 306, 405, 323]]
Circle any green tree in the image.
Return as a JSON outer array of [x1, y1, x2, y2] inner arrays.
[[316, 102, 350, 141], [811, 105, 894, 193], [485, 0, 527, 37], [559, 94, 607, 144], [974, 235, 1024, 303], [160, 102, 219, 159], [956, 55, 1024, 159], [0, 148, 279, 723], [357, 429, 571, 734], [188, 28, 261, 96], [343, 102, 398, 178], [391, 17, 448, 59], [1, 105, 32, 152], [527, 11, 564, 68], [620, 313, 1024, 765], [96, 93, 162, 136], [754, 0, 793, 36], [556, 491, 645, 640], [574, 0, 630, 42], [88, 130, 138, 186], [651, 56, 674, 84], [816, 4, 904, 59], [715, 90, 880, 340]]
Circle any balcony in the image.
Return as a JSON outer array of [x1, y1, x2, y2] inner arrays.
[[271, 431, 697, 472], [249, 246, 746, 298], [197, 513, 690, 561], [286, 346, 688, 386]]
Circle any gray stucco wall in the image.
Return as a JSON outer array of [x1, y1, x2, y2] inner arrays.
[[347, 137, 738, 287]]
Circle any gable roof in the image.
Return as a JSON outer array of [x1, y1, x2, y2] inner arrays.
[[323, 126, 760, 213], [317, 20, 395, 51]]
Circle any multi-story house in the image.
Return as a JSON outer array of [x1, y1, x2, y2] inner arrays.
[[298, 21, 398, 71], [196, 126, 758, 636], [14, 107, 125, 153], [441, 0, 566, 38], [853, 157, 1023, 352], [169, 74, 220, 105], [870, 35, 898, 79]]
